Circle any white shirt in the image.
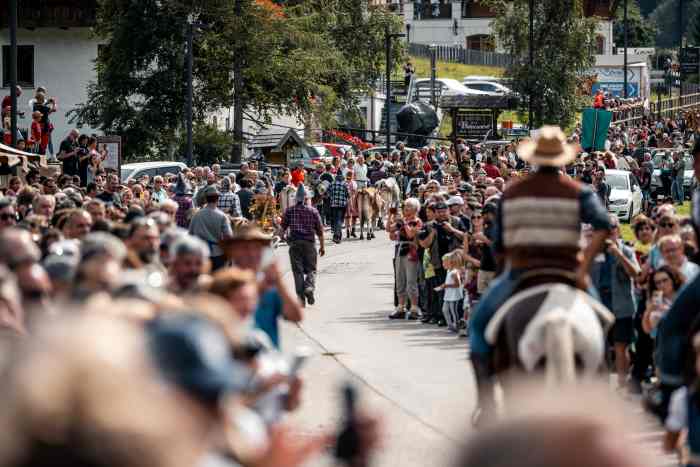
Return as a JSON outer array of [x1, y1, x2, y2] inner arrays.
[[443, 269, 463, 302]]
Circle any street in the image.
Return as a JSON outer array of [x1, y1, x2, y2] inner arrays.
[[279, 231, 474, 467], [278, 230, 679, 467]]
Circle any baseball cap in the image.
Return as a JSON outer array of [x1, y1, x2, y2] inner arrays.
[[434, 201, 448, 210], [458, 182, 474, 193], [446, 196, 464, 207], [147, 314, 253, 405]]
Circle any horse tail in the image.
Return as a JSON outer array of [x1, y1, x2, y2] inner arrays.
[[544, 315, 575, 386]]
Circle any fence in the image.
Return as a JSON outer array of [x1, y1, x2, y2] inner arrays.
[[408, 43, 513, 68], [612, 91, 700, 125]]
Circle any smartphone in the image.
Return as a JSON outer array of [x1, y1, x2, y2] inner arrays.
[[335, 383, 360, 463]]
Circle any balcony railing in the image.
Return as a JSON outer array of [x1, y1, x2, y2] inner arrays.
[[413, 1, 452, 20]]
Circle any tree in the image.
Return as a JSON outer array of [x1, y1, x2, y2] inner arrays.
[[688, 0, 700, 46], [484, 0, 597, 128], [177, 123, 232, 166], [71, 0, 404, 161], [650, 0, 692, 48], [613, 0, 657, 47]]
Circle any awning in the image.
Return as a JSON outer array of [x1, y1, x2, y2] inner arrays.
[[0, 143, 46, 166], [0, 153, 21, 168]]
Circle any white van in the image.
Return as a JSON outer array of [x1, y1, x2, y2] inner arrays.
[[120, 161, 187, 182]]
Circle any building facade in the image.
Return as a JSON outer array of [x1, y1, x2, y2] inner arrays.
[[1, 1, 99, 153], [401, 0, 615, 56]]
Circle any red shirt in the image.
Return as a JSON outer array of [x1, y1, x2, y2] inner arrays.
[[1, 96, 11, 112], [484, 163, 501, 178], [30, 120, 42, 144], [291, 168, 305, 187]]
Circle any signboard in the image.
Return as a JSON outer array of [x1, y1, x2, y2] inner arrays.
[[591, 82, 639, 98], [581, 109, 612, 152], [680, 47, 700, 75], [454, 110, 492, 139], [97, 136, 122, 175]]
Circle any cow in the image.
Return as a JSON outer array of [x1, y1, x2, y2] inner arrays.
[[375, 177, 401, 230], [356, 187, 384, 240]]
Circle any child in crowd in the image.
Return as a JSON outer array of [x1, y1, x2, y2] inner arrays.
[[435, 251, 464, 333], [29, 111, 43, 153]]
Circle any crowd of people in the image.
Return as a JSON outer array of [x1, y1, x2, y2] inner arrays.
[[2, 85, 58, 156], [4, 94, 700, 465]]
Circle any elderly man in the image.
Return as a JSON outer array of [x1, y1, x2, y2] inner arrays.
[[32, 194, 55, 220], [188, 185, 232, 271], [63, 209, 93, 240], [354, 154, 369, 189], [151, 176, 169, 204], [280, 185, 325, 306], [168, 235, 209, 294], [57, 129, 80, 177], [217, 176, 242, 217], [125, 217, 163, 272]]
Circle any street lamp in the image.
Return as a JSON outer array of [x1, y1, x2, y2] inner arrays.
[[385, 26, 406, 149], [9, 0, 18, 147], [528, 0, 534, 130], [186, 14, 209, 167], [623, 0, 628, 98]]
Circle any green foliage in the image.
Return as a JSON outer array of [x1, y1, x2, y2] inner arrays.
[[177, 123, 232, 166], [70, 0, 404, 161], [639, 0, 658, 15], [650, 0, 692, 48], [483, 0, 597, 128], [613, 0, 657, 47]]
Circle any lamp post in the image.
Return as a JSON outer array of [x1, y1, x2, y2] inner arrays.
[[623, 0, 628, 98], [528, 0, 534, 130], [385, 26, 406, 149], [185, 15, 208, 167], [9, 0, 18, 147], [430, 44, 437, 109]]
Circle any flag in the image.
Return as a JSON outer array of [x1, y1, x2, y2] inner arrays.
[[581, 108, 612, 152]]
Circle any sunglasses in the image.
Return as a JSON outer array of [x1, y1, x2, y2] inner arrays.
[[659, 222, 676, 228]]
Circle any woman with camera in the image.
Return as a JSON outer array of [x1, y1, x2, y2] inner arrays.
[[389, 198, 423, 320]]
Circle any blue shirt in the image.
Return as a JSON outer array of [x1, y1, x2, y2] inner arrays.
[[254, 288, 283, 348]]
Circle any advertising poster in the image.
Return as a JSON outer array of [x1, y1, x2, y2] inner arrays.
[[97, 136, 122, 175]]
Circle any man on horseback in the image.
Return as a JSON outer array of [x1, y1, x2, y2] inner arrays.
[[469, 126, 612, 424]]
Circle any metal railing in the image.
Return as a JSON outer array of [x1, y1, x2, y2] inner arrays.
[[611, 91, 700, 125], [408, 43, 513, 68]]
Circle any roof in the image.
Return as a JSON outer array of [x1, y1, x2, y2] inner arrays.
[[121, 161, 187, 170], [248, 127, 306, 150]]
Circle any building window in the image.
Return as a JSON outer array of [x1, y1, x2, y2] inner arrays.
[[466, 34, 495, 51], [2, 45, 34, 88], [413, 0, 452, 20], [595, 35, 605, 55], [461, 0, 496, 18]]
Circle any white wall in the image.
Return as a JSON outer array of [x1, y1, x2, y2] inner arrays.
[[0, 27, 100, 152]]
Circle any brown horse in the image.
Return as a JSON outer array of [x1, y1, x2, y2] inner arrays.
[[356, 187, 383, 240], [481, 271, 614, 419]]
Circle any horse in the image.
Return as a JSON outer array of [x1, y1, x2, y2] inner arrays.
[[478, 270, 614, 422], [356, 187, 383, 240], [375, 177, 401, 229]]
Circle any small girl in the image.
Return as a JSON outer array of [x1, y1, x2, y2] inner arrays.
[[435, 251, 464, 333]]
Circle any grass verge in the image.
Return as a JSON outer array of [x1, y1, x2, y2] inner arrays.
[[410, 55, 504, 80]]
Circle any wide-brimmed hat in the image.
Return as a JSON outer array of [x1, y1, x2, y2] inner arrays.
[[222, 224, 272, 246], [516, 125, 577, 167]]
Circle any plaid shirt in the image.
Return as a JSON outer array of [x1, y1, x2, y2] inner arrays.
[[281, 203, 323, 242], [218, 191, 242, 217], [328, 180, 349, 208]]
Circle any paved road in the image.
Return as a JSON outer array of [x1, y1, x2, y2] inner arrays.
[[275, 230, 678, 467]]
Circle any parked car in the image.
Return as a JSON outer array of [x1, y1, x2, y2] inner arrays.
[[313, 143, 353, 159], [649, 150, 696, 199], [606, 169, 643, 223], [120, 161, 187, 182], [409, 78, 493, 103], [462, 80, 513, 96]]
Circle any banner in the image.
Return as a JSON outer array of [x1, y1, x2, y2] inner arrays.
[[581, 108, 612, 152]]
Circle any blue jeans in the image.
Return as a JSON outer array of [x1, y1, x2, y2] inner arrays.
[[672, 178, 684, 203], [331, 206, 345, 239], [468, 268, 600, 358]]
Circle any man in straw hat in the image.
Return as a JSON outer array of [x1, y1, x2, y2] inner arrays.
[[468, 125, 612, 424], [280, 184, 325, 307]]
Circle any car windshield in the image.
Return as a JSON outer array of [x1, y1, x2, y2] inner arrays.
[[120, 168, 135, 180], [606, 173, 629, 190]]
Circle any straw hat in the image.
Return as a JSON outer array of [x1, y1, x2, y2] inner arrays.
[[516, 125, 577, 167]]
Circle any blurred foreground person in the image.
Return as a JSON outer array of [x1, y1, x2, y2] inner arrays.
[[456, 383, 656, 467], [0, 314, 208, 467]]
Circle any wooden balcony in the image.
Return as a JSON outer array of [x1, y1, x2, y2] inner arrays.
[[1, 1, 97, 29]]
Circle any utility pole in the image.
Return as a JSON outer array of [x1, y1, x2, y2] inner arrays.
[[231, 0, 244, 164], [9, 0, 18, 147], [430, 44, 437, 109], [623, 0, 628, 98], [186, 18, 194, 166], [528, 0, 534, 130], [679, 0, 684, 97], [385, 26, 405, 149]]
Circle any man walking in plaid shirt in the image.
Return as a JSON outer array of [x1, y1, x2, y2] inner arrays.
[[328, 172, 349, 244], [280, 184, 325, 306], [217, 176, 242, 217]]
